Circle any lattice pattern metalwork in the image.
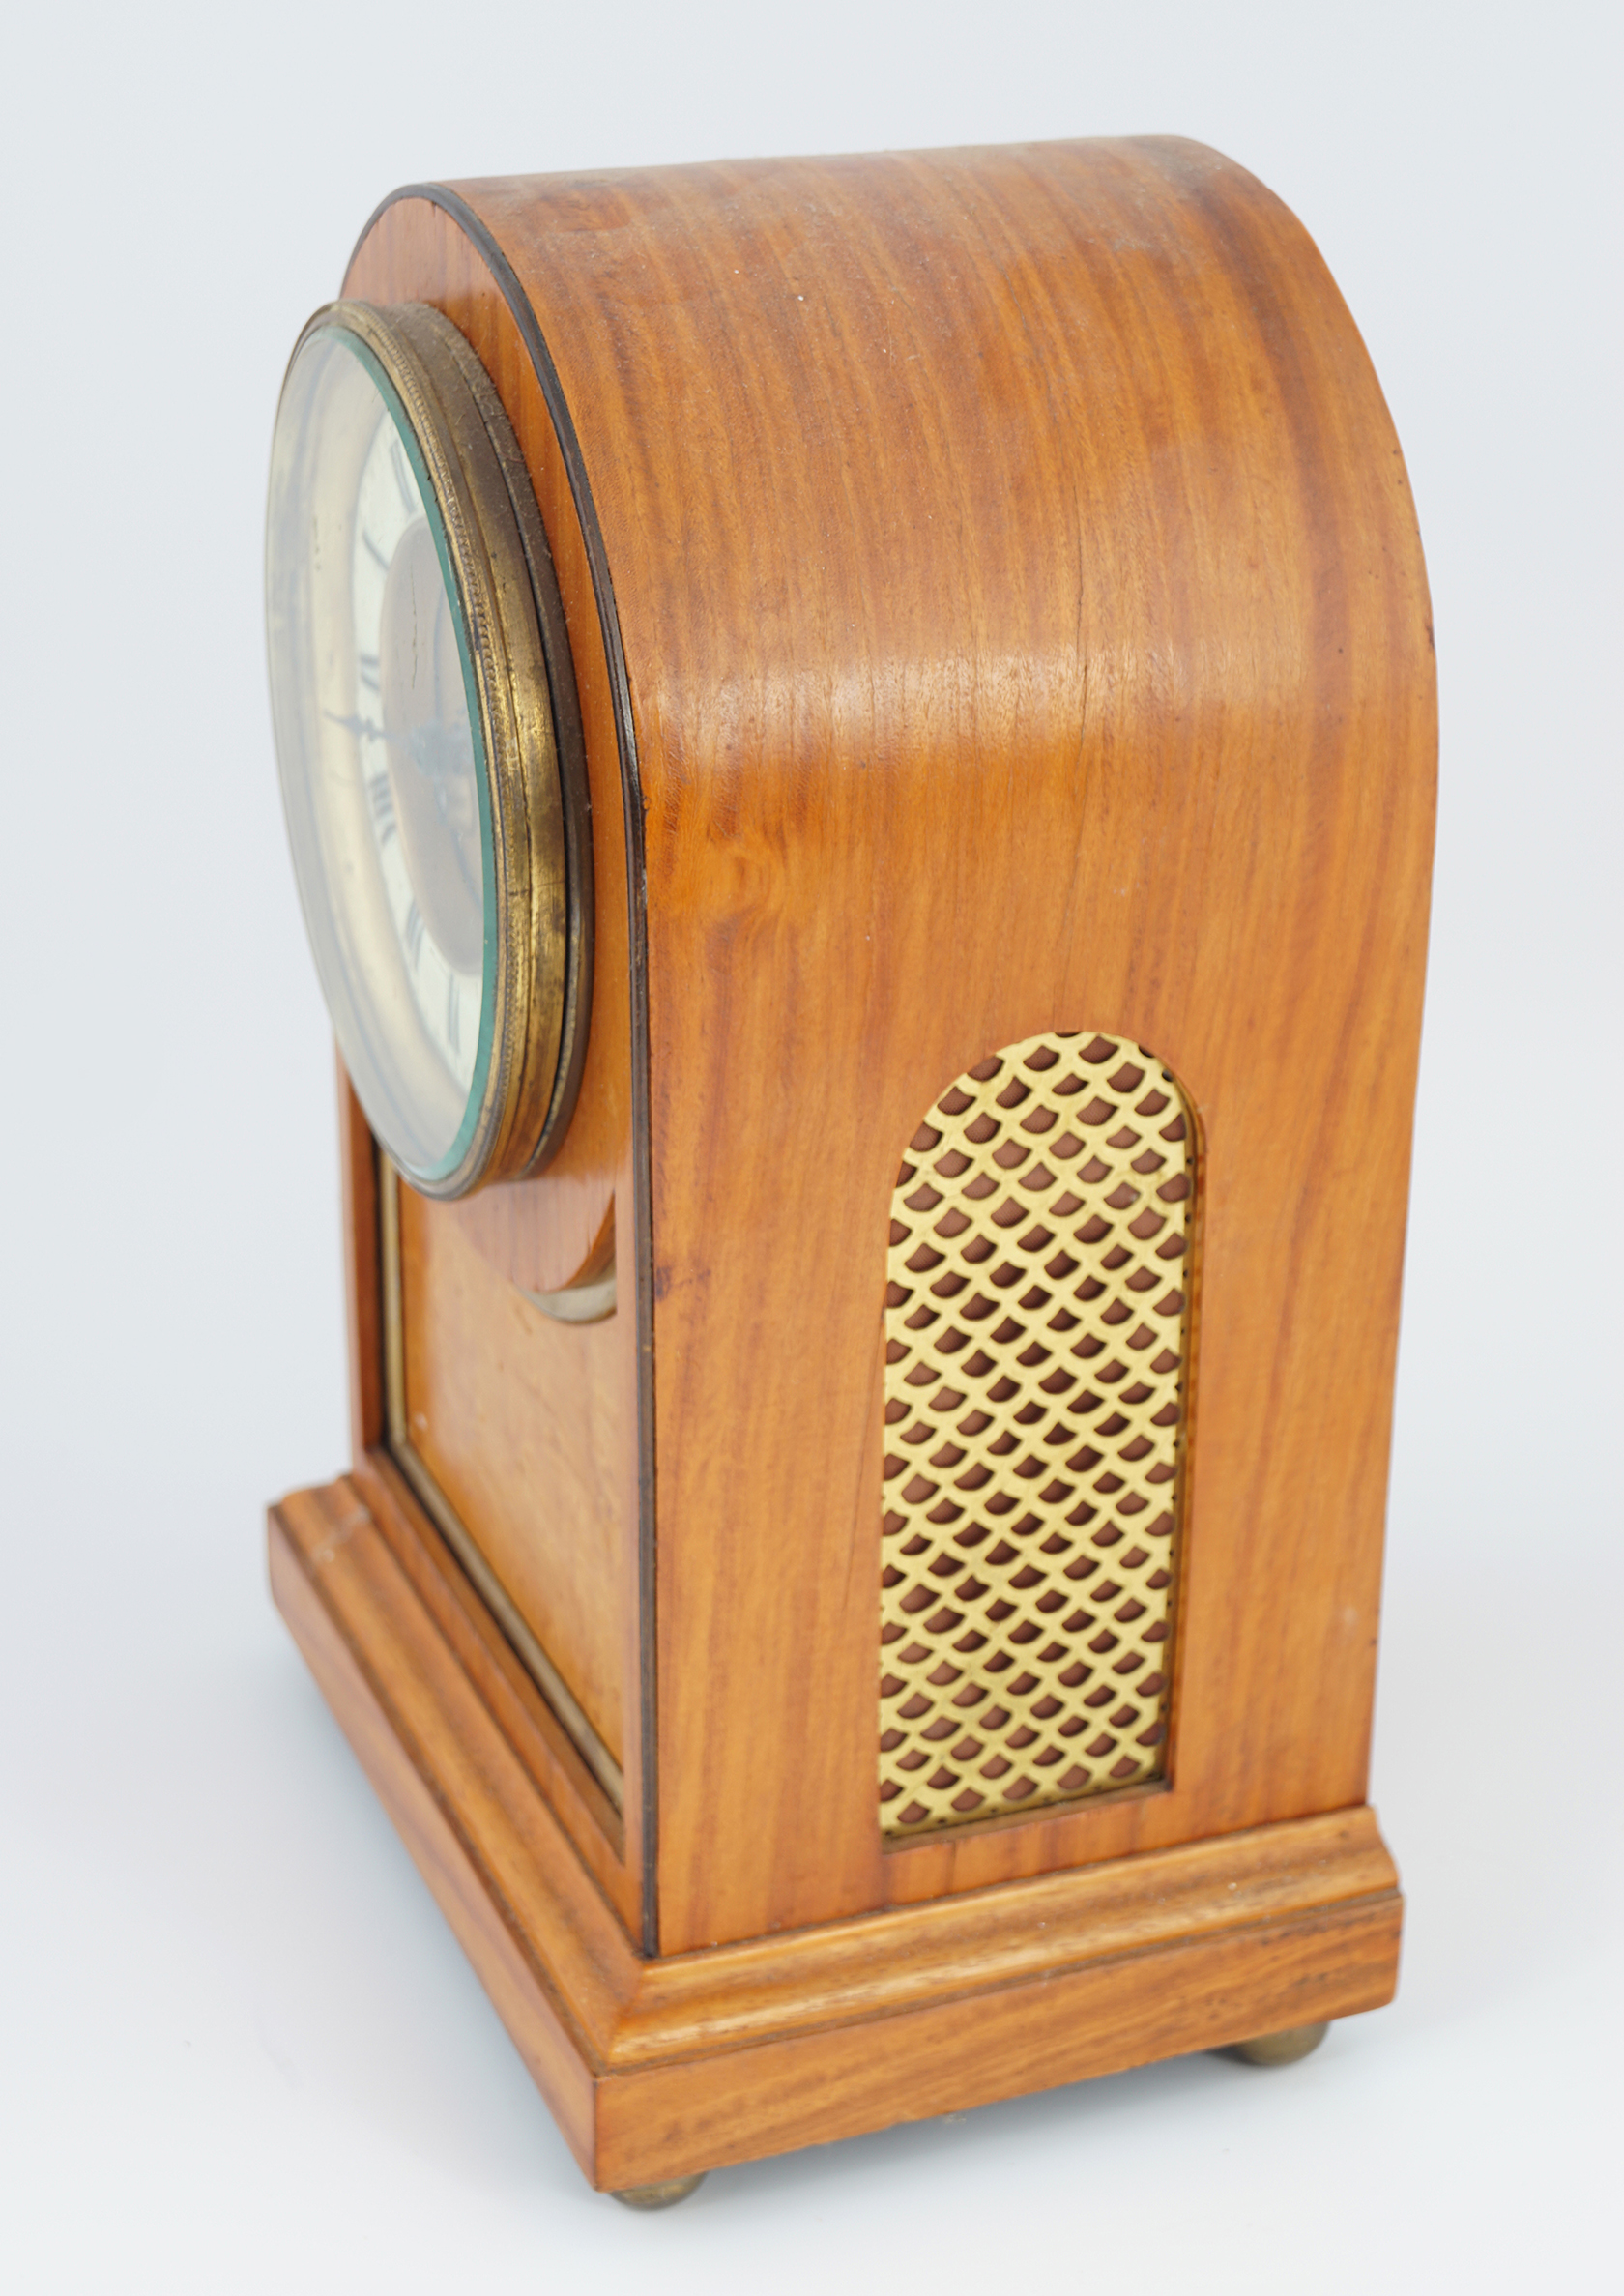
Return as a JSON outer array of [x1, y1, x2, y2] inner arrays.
[[880, 1032, 1194, 1835]]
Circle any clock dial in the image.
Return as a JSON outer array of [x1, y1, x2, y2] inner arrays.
[[266, 302, 589, 1195], [353, 422, 481, 1088]]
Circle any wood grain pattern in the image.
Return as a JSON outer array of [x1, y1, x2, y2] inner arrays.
[[594, 1901, 1402, 2190], [353, 1449, 634, 1914], [269, 1481, 601, 2170], [345, 206, 652, 1937], [374, 139, 1436, 1952], [343, 217, 630, 1305], [294, 144, 1436, 2194], [334, 1077, 635, 1915], [271, 1474, 1401, 2189], [397, 1177, 629, 1762]]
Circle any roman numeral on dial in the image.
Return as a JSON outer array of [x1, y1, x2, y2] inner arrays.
[[365, 770, 396, 843]]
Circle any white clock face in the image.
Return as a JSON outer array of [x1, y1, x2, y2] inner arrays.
[[348, 412, 481, 1094], [267, 324, 494, 1183]]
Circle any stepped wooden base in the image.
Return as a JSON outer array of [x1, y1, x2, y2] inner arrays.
[[270, 1474, 1403, 2193]]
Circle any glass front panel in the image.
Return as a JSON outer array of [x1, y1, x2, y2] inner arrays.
[[266, 323, 494, 1180]]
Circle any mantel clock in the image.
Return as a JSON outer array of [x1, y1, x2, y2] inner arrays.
[[266, 138, 1436, 2206]]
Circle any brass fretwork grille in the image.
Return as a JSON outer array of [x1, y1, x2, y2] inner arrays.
[[880, 1032, 1195, 1835]]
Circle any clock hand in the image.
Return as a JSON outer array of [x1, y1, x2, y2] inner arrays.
[[324, 708, 395, 746], [324, 710, 473, 791]]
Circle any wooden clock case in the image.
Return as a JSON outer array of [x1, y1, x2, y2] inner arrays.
[[269, 137, 1436, 2195]]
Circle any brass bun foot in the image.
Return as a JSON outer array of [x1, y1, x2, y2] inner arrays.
[[609, 2173, 708, 2211], [1224, 2020, 1330, 2067]]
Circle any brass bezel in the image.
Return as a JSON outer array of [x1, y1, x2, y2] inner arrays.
[[292, 299, 592, 1199]]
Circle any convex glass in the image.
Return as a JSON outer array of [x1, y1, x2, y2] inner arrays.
[[266, 302, 587, 1196]]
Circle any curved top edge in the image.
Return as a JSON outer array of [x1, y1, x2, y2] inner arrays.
[[349, 184, 644, 837]]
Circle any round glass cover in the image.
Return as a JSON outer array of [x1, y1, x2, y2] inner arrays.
[[267, 322, 495, 1183]]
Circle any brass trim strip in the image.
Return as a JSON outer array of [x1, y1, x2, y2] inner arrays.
[[378, 1153, 624, 1812], [288, 297, 590, 1201]]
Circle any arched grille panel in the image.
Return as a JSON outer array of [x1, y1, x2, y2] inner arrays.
[[880, 1032, 1195, 1835]]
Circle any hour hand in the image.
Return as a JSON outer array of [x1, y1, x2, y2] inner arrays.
[[324, 708, 392, 747]]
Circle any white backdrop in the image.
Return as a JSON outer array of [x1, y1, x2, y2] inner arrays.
[[1, 4, 1618, 2288]]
